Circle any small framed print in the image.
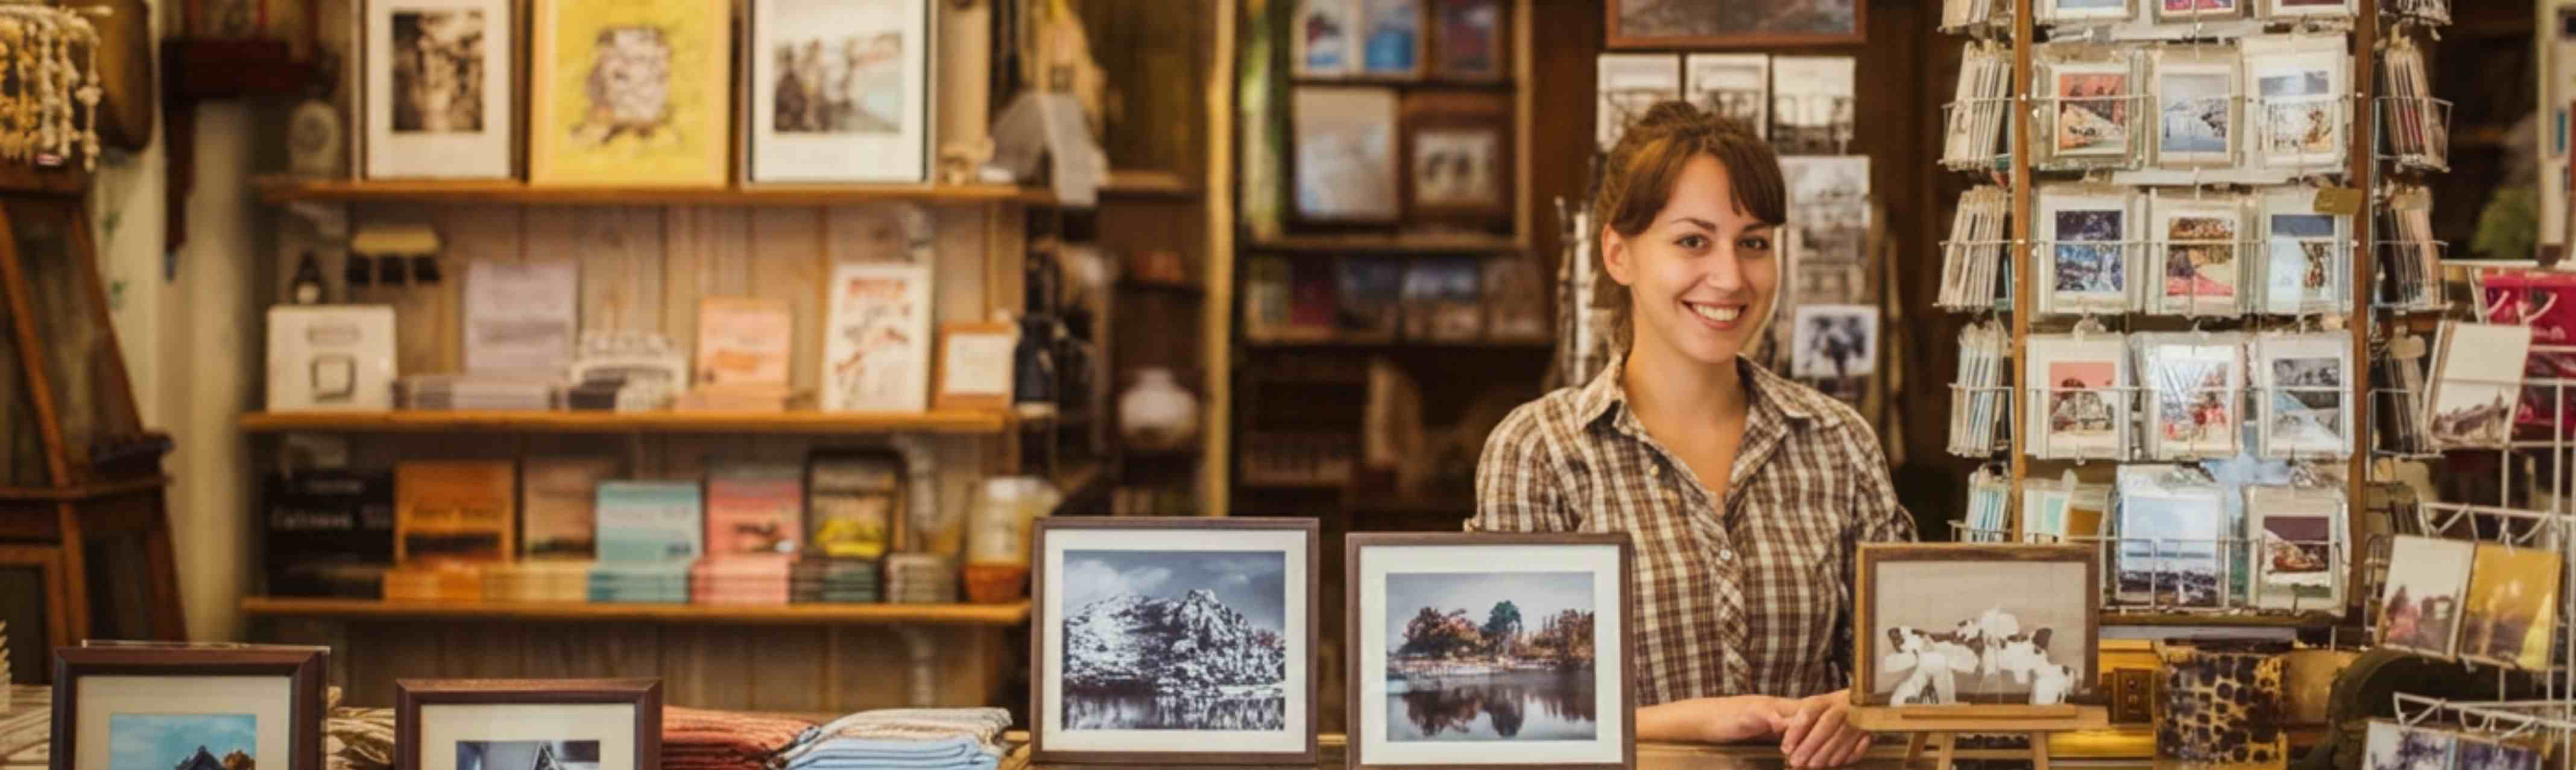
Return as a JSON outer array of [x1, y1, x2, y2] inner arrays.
[[1293, 0, 1358, 78], [396, 679, 661, 770], [1346, 533, 1634, 769], [363, 0, 516, 178], [1399, 91, 1511, 227], [930, 321, 1017, 412], [1854, 543, 2099, 707], [1428, 0, 1505, 81], [52, 643, 329, 770], [2156, 0, 2243, 22], [744, 0, 932, 183], [2040, 0, 2131, 24], [1292, 86, 1401, 224], [1030, 517, 1319, 765], [2262, 0, 2354, 18]]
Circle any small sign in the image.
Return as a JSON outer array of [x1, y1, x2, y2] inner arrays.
[[2313, 187, 2364, 215]]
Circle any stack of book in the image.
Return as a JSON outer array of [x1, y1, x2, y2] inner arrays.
[[884, 553, 958, 604], [481, 560, 593, 602], [690, 556, 792, 605], [590, 480, 704, 603], [264, 469, 394, 598], [383, 461, 517, 601], [680, 297, 794, 412], [791, 558, 882, 603], [382, 561, 484, 601], [393, 374, 560, 410], [695, 463, 803, 605]]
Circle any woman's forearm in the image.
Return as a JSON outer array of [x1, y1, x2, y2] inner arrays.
[[1637, 699, 1711, 743], [1637, 695, 1792, 745]]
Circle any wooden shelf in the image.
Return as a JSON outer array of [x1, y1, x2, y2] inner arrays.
[[239, 596, 1030, 626], [1249, 233, 1523, 255], [238, 409, 1012, 435], [1245, 336, 1553, 351], [1117, 279, 1207, 297], [2101, 611, 2338, 628], [1099, 170, 1197, 198], [254, 177, 1056, 207], [1288, 76, 1516, 90]]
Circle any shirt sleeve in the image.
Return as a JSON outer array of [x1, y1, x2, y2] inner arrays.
[[1468, 404, 1576, 534]]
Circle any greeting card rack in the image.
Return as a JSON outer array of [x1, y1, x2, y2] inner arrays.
[[2365, 493, 2576, 762]]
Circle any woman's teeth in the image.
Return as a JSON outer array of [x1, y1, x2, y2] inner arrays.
[[1690, 303, 1741, 322]]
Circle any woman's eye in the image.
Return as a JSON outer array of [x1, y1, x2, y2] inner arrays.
[[1676, 235, 1709, 250], [1738, 236, 1773, 252]]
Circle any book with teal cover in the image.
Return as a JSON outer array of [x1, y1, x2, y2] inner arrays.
[[595, 481, 704, 562]]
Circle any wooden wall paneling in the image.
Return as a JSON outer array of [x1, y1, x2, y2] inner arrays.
[[350, 203, 459, 376], [264, 617, 350, 690], [745, 625, 832, 712], [434, 205, 526, 267], [748, 209, 825, 393], [822, 205, 920, 264], [1523, 0, 1596, 270], [826, 626, 892, 710], [572, 207, 668, 335], [663, 206, 754, 353], [347, 619, 444, 705], [661, 624, 759, 707], [517, 622, 665, 681], [935, 206, 994, 325], [438, 623, 526, 678]]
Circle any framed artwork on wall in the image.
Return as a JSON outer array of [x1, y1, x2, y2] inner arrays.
[[930, 321, 1017, 412], [362, 0, 515, 179], [1291, 86, 1401, 224], [528, 0, 731, 185], [744, 0, 931, 183], [1428, 0, 1505, 81], [52, 644, 328, 770], [1029, 517, 1319, 765], [820, 262, 933, 412], [395, 680, 661, 770], [1399, 90, 1511, 228], [1606, 0, 1864, 49]]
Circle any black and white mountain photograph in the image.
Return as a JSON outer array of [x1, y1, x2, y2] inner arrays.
[[1058, 549, 1290, 732]]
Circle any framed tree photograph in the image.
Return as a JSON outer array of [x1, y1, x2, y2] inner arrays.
[[1029, 517, 1319, 765], [1854, 543, 2099, 707], [1399, 90, 1512, 229], [395, 680, 661, 770], [744, 0, 930, 183], [1345, 532, 1634, 769], [52, 644, 328, 770], [362, 0, 514, 179], [1607, 0, 1863, 49]]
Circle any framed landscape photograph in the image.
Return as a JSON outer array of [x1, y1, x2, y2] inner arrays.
[[1400, 91, 1511, 227], [1030, 517, 1318, 765], [1855, 543, 2098, 706], [1606, 0, 1862, 48], [528, 0, 730, 185], [1346, 533, 1633, 769], [363, 0, 513, 179], [2114, 465, 2227, 608], [395, 680, 660, 770], [745, 0, 930, 183], [53, 644, 327, 770]]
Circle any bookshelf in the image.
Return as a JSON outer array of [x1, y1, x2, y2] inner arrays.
[[238, 596, 1030, 626], [236, 409, 1017, 435], [253, 177, 1055, 207]]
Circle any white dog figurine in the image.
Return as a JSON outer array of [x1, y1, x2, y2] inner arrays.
[[1882, 627, 1978, 705], [1992, 627, 2074, 705]]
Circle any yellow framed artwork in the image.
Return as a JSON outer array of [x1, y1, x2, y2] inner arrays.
[[529, 0, 731, 186]]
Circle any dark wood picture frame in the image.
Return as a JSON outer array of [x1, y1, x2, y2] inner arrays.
[[1028, 517, 1322, 766], [1399, 90, 1514, 229], [930, 321, 1018, 412], [1603, 0, 1867, 49], [0, 546, 71, 678], [51, 645, 329, 770], [1343, 532, 1637, 770], [1428, 0, 1508, 82], [394, 678, 663, 770], [1851, 543, 2102, 708]]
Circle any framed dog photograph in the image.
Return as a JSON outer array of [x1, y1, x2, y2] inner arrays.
[[1030, 517, 1319, 765], [395, 679, 661, 770], [1346, 532, 1634, 769], [1399, 90, 1511, 228], [52, 643, 329, 770], [362, 0, 514, 178], [1855, 543, 2099, 707]]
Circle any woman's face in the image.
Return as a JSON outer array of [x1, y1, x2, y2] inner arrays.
[[1602, 154, 1779, 368]]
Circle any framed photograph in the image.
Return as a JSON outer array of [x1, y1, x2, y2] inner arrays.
[[1346, 533, 1634, 769], [930, 321, 1017, 412], [1294, 0, 1358, 78], [394, 679, 661, 770], [1855, 543, 2097, 707], [2243, 34, 2349, 169], [2364, 719, 2457, 770], [2150, 192, 2245, 317], [1429, 0, 1505, 81], [2114, 465, 2227, 607], [52, 644, 327, 770], [820, 262, 933, 413], [2157, 0, 2242, 22], [1357, 0, 1425, 78], [2245, 485, 2343, 611], [1684, 53, 1770, 137], [1293, 86, 1401, 224], [1029, 517, 1318, 765], [528, 0, 730, 186], [2375, 535, 2473, 657], [2151, 49, 2238, 169], [2426, 321, 2533, 449], [2037, 186, 2137, 315], [1400, 91, 1511, 226], [363, 0, 514, 179], [1594, 54, 1679, 151], [1606, 0, 1863, 48], [2458, 543, 2562, 670], [2262, 0, 2354, 18], [1770, 56, 1855, 155], [1790, 304, 1877, 381], [745, 0, 931, 183], [2041, 0, 2131, 22]]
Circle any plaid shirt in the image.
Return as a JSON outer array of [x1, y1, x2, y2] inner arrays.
[[1471, 353, 1916, 705]]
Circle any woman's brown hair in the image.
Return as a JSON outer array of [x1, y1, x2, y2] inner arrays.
[[1593, 101, 1787, 350]]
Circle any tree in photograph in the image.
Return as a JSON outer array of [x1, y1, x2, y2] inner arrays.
[[1398, 607, 1486, 659], [1525, 608, 1597, 667], [1482, 600, 1523, 657]]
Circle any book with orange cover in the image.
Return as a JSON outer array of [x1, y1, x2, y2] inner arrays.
[[394, 460, 517, 563]]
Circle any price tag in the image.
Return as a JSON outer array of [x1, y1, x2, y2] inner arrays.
[[2313, 187, 2365, 215]]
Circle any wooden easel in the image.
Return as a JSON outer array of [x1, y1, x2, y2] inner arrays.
[[1850, 704, 2110, 770]]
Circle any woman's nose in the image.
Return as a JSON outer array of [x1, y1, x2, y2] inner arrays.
[[1703, 246, 1744, 292]]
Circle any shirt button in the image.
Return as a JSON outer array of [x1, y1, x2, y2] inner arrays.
[[1649, 464, 1661, 478], [1719, 549, 1736, 561]]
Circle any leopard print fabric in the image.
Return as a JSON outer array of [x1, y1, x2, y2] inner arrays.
[[2156, 645, 2288, 768]]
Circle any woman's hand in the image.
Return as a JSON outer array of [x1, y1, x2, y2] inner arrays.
[[1636, 695, 1795, 744], [1778, 689, 1874, 768]]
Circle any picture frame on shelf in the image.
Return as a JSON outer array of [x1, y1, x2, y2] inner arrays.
[[1428, 0, 1506, 82], [52, 643, 329, 770], [2261, 0, 2355, 19], [1357, 0, 1426, 79], [930, 321, 1018, 412], [1853, 543, 2098, 706], [1399, 90, 1512, 229], [1595, 53, 1679, 151], [820, 262, 933, 413], [1293, 0, 1359, 78], [1029, 517, 1319, 765], [362, 0, 516, 179], [394, 679, 661, 770], [1291, 86, 1401, 224], [2155, 0, 2243, 22], [743, 0, 931, 183], [527, 0, 730, 186], [1345, 532, 1634, 769], [1605, 0, 1863, 49], [1685, 53, 1770, 139]]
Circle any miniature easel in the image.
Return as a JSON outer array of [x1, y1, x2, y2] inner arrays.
[[1850, 705, 2110, 770]]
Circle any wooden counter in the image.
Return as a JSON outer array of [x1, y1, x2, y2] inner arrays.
[[1003, 733, 2159, 770]]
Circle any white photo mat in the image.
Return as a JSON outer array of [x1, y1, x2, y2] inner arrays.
[[76, 676, 297, 770], [364, 0, 514, 178], [1355, 543, 1627, 766], [1037, 527, 1310, 754], [418, 704, 640, 770], [821, 262, 933, 412], [746, 0, 930, 183]]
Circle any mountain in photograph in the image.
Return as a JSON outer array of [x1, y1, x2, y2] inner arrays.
[[1064, 589, 1287, 695]]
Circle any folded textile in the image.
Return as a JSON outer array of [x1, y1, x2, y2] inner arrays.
[[776, 708, 1010, 770], [663, 706, 813, 770]]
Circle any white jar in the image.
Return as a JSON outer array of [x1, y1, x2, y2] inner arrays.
[[1118, 368, 1199, 450]]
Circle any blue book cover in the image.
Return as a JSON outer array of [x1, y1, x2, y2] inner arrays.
[[595, 481, 704, 562]]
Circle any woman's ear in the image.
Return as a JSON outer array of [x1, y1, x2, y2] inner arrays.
[[1601, 226, 1636, 287]]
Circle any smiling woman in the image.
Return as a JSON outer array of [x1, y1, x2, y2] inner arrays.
[[1470, 101, 1915, 769]]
